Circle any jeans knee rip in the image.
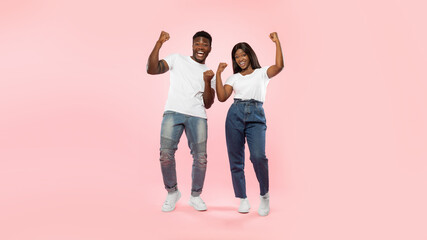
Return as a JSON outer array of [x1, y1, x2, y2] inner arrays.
[[160, 151, 175, 166], [193, 153, 207, 167]]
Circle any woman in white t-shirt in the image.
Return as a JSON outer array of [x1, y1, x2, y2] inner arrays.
[[215, 32, 284, 216]]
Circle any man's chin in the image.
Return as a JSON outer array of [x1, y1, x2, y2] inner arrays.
[[193, 56, 206, 63]]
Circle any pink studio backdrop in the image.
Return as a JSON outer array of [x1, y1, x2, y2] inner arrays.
[[1, 0, 426, 239]]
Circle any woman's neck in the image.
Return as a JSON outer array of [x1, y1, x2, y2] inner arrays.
[[240, 66, 254, 76]]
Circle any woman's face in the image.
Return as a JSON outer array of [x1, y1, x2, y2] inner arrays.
[[234, 49, 251, 71]]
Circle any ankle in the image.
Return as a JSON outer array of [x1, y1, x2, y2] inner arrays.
[[261, 192, 269, 199]]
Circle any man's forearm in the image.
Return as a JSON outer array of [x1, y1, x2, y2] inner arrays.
[[203, 83, 214, 109]]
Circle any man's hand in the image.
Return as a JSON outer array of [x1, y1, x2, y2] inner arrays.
[[203, 70, 215, 83], [158, 31, 170, 44]]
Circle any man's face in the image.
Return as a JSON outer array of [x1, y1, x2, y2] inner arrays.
[[192, 37, 211, 64]]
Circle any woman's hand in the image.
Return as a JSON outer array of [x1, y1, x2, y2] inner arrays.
[[269, 32, 279, 43], [217, 62, 228, 74]]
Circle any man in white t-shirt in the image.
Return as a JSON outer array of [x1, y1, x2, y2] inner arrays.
[[147, 31, 215, 212]]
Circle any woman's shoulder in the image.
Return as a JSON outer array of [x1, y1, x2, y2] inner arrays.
[[257, 66, 271, 72], [225, 72, 239, 84], [256, 66, 271, 79]]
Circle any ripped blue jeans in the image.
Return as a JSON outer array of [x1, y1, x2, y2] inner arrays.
[[159, 111, 208, 197]]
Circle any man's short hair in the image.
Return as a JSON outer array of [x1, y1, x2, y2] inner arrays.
[[193, 31, 212, 46]]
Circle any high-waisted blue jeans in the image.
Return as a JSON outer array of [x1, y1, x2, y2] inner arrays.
[[226, 99, 269, 198], [159, 111, 208, 197]]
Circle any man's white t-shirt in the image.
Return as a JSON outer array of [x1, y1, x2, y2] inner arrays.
[[225, 66, 271, 102], [163, 54, 215, 119]]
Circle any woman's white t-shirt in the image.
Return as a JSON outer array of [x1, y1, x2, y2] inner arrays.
[[225, 66, 271, 102]]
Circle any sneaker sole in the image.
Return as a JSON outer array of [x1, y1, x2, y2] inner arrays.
[[238, 209, 250, 213]]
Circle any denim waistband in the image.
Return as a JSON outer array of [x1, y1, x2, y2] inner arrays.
[[233, 98, 263, 105]]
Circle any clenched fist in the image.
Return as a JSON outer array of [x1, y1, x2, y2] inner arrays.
[[269, 32, 279, 43], [203, 70, 215, 82], [217, 62, 228, 73], [157, 31, 170, 44]]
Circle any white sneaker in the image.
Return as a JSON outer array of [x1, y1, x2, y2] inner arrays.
[[238, 198, 250, 213], [161, 190, 181, 212], [258, 193, 270, 216], [188, 196, 207, 211]]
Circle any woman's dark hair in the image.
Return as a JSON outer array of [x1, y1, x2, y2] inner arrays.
[[193, 31, 212, 46], [231, 42, 261, 74]]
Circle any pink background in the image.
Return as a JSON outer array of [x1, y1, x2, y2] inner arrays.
[[1, 0, 426, 239]]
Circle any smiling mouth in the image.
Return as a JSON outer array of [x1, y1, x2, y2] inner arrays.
[[239, 61, 246, 67], [197, 51, 204, 58]]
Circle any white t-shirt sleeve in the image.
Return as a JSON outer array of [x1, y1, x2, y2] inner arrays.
[[261, 66, 271, 82], [225, 75, 236, 87], [163, 54, 178, 70]]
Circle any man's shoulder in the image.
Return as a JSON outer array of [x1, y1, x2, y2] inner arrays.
[[167, 53, 189, 63], [165, 53, 182, 60], [164, 54, 186, 69]]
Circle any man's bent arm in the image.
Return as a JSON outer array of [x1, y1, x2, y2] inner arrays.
[[147, 31, 170, 75]]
